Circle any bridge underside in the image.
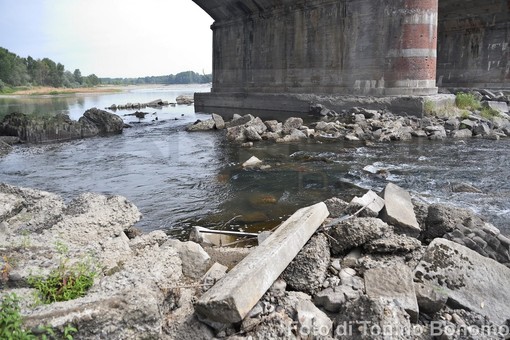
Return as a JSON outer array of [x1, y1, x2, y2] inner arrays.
[[193, 0, 509, 117]]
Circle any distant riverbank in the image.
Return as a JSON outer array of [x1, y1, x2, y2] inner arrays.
[[0, 85, 148, 97]]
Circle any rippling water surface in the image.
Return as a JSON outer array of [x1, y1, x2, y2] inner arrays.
[[1, 86, 508, 237]]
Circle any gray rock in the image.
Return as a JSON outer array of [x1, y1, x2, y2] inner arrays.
[[473, 122, 491, 136], [264, 120, 281, 133], [226, 114, 254, 128], [483, 101, 509, 115], [244, 126, 262, 141], [364, 264, 419, 322], [381, 183, 421, 237], [296, 300, 333, 338], [282, 234, 330, 294], [364, 233, 422, 254], [451, 182, 482, 193], [186, 119, 216, 131], [212, 113, 225, 129], [444, 118, 460, 131], [81, 108, 124, 134], [328, 217, 388, 255], [245, 117, 268, 135], [164, 240, 211, 279], [0, 192, 23, 222], [226, 125, 247, 143], [282, 117, 303, 134], [277, 129, 307, 142], [335, 295, 412, 340], [460, 119, 477, 130], [451, 129, 473, 138], [414, 283, 448, 315], [424, 204, 484, 240], [314, 287, 347, 312], [414, 238, 510, 325], [324, 197, 349, 218]]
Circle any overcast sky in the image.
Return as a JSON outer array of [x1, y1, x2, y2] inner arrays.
[[0, 0, 214, 78]]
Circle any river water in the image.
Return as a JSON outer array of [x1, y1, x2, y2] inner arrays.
[[1, 86, 509, 237]]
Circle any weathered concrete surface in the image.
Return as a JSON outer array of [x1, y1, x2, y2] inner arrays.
[[381, 183, 421, 237], [194, 0, 438, 96], [195, 92, 435, 119], [195, 202, 329, 324], [364, 264, 419, 322], [437, 0, 510, 89], [414, 238, 510, 325]]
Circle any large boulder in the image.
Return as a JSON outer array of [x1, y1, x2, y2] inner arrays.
[[0, 109, 123, 143], [423, 203, 484, 240], [414, 238, 510, 325], [80, 108, 124, 134]]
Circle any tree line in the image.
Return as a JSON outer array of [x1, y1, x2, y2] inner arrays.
[[0, 47, 99, 91], [0, 46, 212, 93], [100, 71, 212, 86]]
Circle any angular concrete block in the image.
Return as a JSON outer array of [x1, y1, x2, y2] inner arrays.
[[415, 238, 510, 325], [364, 264, 419, 322], [350, 189, 385, 216], [381, 183, 420, 237], [195, 202, 329, 324]]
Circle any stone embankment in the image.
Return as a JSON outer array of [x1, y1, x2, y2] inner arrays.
[[1, 182, 510, 339], [0, 108, 124, 144], [188, 97, 510, 145]]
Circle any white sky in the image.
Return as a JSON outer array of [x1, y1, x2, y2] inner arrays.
[[0, 0, 214, 78]]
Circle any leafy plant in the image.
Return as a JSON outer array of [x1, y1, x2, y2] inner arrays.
[[0, 293, 35, 339], [28, 242, 96, 304], [455, 92, 481, 111], [0, 293, 77, 339]]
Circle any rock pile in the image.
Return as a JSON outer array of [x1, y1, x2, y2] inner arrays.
[[187, 104, 510, 145], [2, 183, 510, 339]]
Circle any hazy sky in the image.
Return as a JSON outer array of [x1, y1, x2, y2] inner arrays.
[[0, 0, 214, 78]]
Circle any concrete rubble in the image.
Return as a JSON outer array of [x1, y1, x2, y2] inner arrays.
[[2, 182, 510, 339]]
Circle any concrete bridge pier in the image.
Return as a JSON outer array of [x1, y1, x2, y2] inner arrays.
[[192, 0, 509, 118]]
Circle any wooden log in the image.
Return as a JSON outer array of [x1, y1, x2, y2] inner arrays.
[[195, 202, 329, 324]]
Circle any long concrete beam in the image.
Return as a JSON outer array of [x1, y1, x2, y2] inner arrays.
[[195, 202, 330, 324]]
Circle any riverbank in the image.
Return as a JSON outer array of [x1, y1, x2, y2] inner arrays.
[[0, 85, 126, 97], [1, 183, 509, 339]]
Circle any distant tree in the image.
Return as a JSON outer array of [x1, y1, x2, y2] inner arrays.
[[84, 74, 100, 86], [73, 69, 82, 85]]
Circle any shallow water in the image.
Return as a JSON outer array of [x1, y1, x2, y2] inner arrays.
[[0, 87, 508, 237]]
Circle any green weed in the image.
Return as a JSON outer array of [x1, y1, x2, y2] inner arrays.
[[0, 293, 35, 339], [455, 93, 481, 111], [480, 107, 500, 120], [28, 242, 96, 304]]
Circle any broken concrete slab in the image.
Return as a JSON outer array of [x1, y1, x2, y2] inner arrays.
[[195, 202, 329, 324], [349, 190, 385, 217], [164, 240, 211, 280], [380, 183, 420, 237], [296, 300, 333, 338], [414, 238, 510, 325], [364, 264, 419, 322]]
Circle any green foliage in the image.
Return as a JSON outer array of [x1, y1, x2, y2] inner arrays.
[[423, 100, 436, 115], [0, 293, 78, 339], [455, 92, 481, 111], [480, 106, 500, 120], [28, 242, 96, 304], [0, 293, 36, 340]]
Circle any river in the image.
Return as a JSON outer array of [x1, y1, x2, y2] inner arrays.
[[1, 85, 509, 237]]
